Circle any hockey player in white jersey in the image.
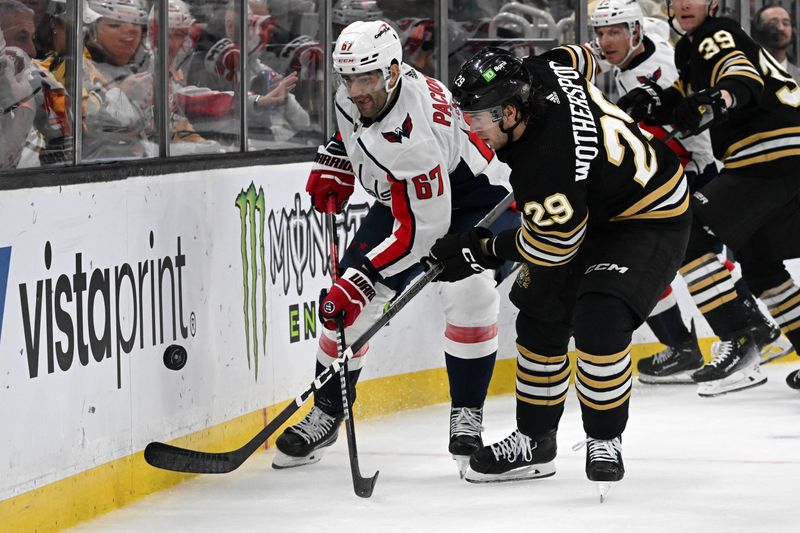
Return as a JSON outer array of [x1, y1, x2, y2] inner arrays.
[[272, 20, 516, 475], [591, 0, 792, 388]]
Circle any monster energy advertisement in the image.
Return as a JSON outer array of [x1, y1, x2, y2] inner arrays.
[[234, 183, 369, 380]]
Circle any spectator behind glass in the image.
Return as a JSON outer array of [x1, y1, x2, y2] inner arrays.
[[80, 0, 156, 161], [752, 3, 800, 80], [183, 0, 312, 144], [0, 25, 37, 168], [146, 0, 222, 154], [1, 0, 71, 167], [19, 0, 50, 58]]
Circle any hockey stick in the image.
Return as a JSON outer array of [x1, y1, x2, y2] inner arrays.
[[326, 196, 379, 498], [143, 191, 515, 475]]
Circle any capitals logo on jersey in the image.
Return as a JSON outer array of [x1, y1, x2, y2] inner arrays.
[[636, 67, 662, 85], [382, 113, 413, 143]]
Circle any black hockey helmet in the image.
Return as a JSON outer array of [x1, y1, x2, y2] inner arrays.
[[451, 47, 532, 114]]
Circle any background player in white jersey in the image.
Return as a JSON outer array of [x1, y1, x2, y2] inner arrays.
[[592, 0, 792, 386], [272, 20, 516, 474]]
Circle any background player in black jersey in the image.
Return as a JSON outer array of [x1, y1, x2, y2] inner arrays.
[[621, 0, 800, 394], [426, 46, 691, 498]]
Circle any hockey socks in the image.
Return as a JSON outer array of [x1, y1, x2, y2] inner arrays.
[[445, 351, 496, 408]]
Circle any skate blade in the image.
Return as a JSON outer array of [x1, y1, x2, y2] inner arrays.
[[464, 461, 556, 484], [595, 481, 616, 503], [452, 455, 469, 480], [760, 337, 796, 365], [638, 370, 698, 385], [697, 368, 768, 398], [271, 449, 325, 469]]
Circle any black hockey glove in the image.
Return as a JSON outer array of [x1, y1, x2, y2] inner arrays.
[[672, 88, 728, 137], [423, 227, 504, 283], [616, 80, 664, 122]]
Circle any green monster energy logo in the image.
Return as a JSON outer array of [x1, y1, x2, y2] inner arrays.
[[235, 183, 267, 380], [482, 68, 496, 82]]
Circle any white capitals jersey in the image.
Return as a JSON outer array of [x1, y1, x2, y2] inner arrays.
[[614, 34, 718, 175], [334, 63, 511, 278]]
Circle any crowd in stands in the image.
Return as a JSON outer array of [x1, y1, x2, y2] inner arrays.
[[2, 0, 798, 170]]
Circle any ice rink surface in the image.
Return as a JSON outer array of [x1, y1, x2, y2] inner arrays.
[[68, 364, 800, 533]]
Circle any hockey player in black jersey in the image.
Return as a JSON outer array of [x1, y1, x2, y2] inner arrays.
[[427, 45, 691, 498], [620, 0, 800, 394]]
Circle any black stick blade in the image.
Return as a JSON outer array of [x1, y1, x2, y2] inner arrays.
[[354, 470, 379, 498], [144, 442, 241, 474]]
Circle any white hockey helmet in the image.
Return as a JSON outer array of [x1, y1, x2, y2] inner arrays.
[[590, 0, 644, 32], [148, 0, 195, 30], [83, 0, 149, 26], [333, 20, 402, 77]]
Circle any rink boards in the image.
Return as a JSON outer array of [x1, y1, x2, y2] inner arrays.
[[0, 163, 797, 532]]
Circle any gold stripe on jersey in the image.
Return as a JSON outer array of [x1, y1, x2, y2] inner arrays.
[[517, 343, 569, 365], [575, 346, 630, 365], [515, 214, 588, 267], [673, 78, 687, 97], [722, 126, 800, 168], [610, 167, 688, 221], [679, 253, 738, 313], [710, 52, 762, 86], [575, 349, 632, 411], [515, 348, 570, 407], [553, 44, 596, 84], [576, 389, 632, 411], [725, 148, 800, 169], [718, 69, 764, 87], [761, 281, 800, 335], [710, 51, 742, 85]]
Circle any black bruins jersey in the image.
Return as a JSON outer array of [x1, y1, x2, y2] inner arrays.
[[673, 17, 800, 178], [492, 47, 688, 268]]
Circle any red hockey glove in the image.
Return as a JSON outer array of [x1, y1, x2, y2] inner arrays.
[[320, 267, 376, 329], [205, 38, 240, 83], [306, 134, 355, 214]]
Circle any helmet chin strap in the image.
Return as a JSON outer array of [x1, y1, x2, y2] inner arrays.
[[499, 107, 524, 145], [618, 24, 643, 67]]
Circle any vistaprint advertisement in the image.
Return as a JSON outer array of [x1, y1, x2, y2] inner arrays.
[[0, 163, 455, 500]]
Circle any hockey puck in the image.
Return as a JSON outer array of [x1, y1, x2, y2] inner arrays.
[[786, 369, 800, 390], [163, 344, 188, 371]]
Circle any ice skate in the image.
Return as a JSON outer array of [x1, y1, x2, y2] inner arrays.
[[272, 406, 343, 469], [692, 334, 765, 397], [464, 429, 556, 483], [573, 436, 623, 503], [449, 406, 484, 479], [786, 369, 800, 390], [749, 314, 795, 364], [637, 323, 703, 384]]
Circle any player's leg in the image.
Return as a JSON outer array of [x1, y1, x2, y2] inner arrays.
[[464, 263, 579, 483], [638, 284, 703, 384], [438, 269, 498, 473], [688, 173, 800, 394], [439, 205, 518, 473], [273, 204, 406, 468], [574, 221, 688, 494]]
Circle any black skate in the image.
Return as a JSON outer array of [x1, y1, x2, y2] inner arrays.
[[573, 436, 623, 503], [691, 333, 765, 397], [272, 406, 343, 469], [747, 308, 795, 365], [464, 429, 556, 483], [786, 369, 800, 390], [449, 407, 484, 479], [637, 323, 703, 384]]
